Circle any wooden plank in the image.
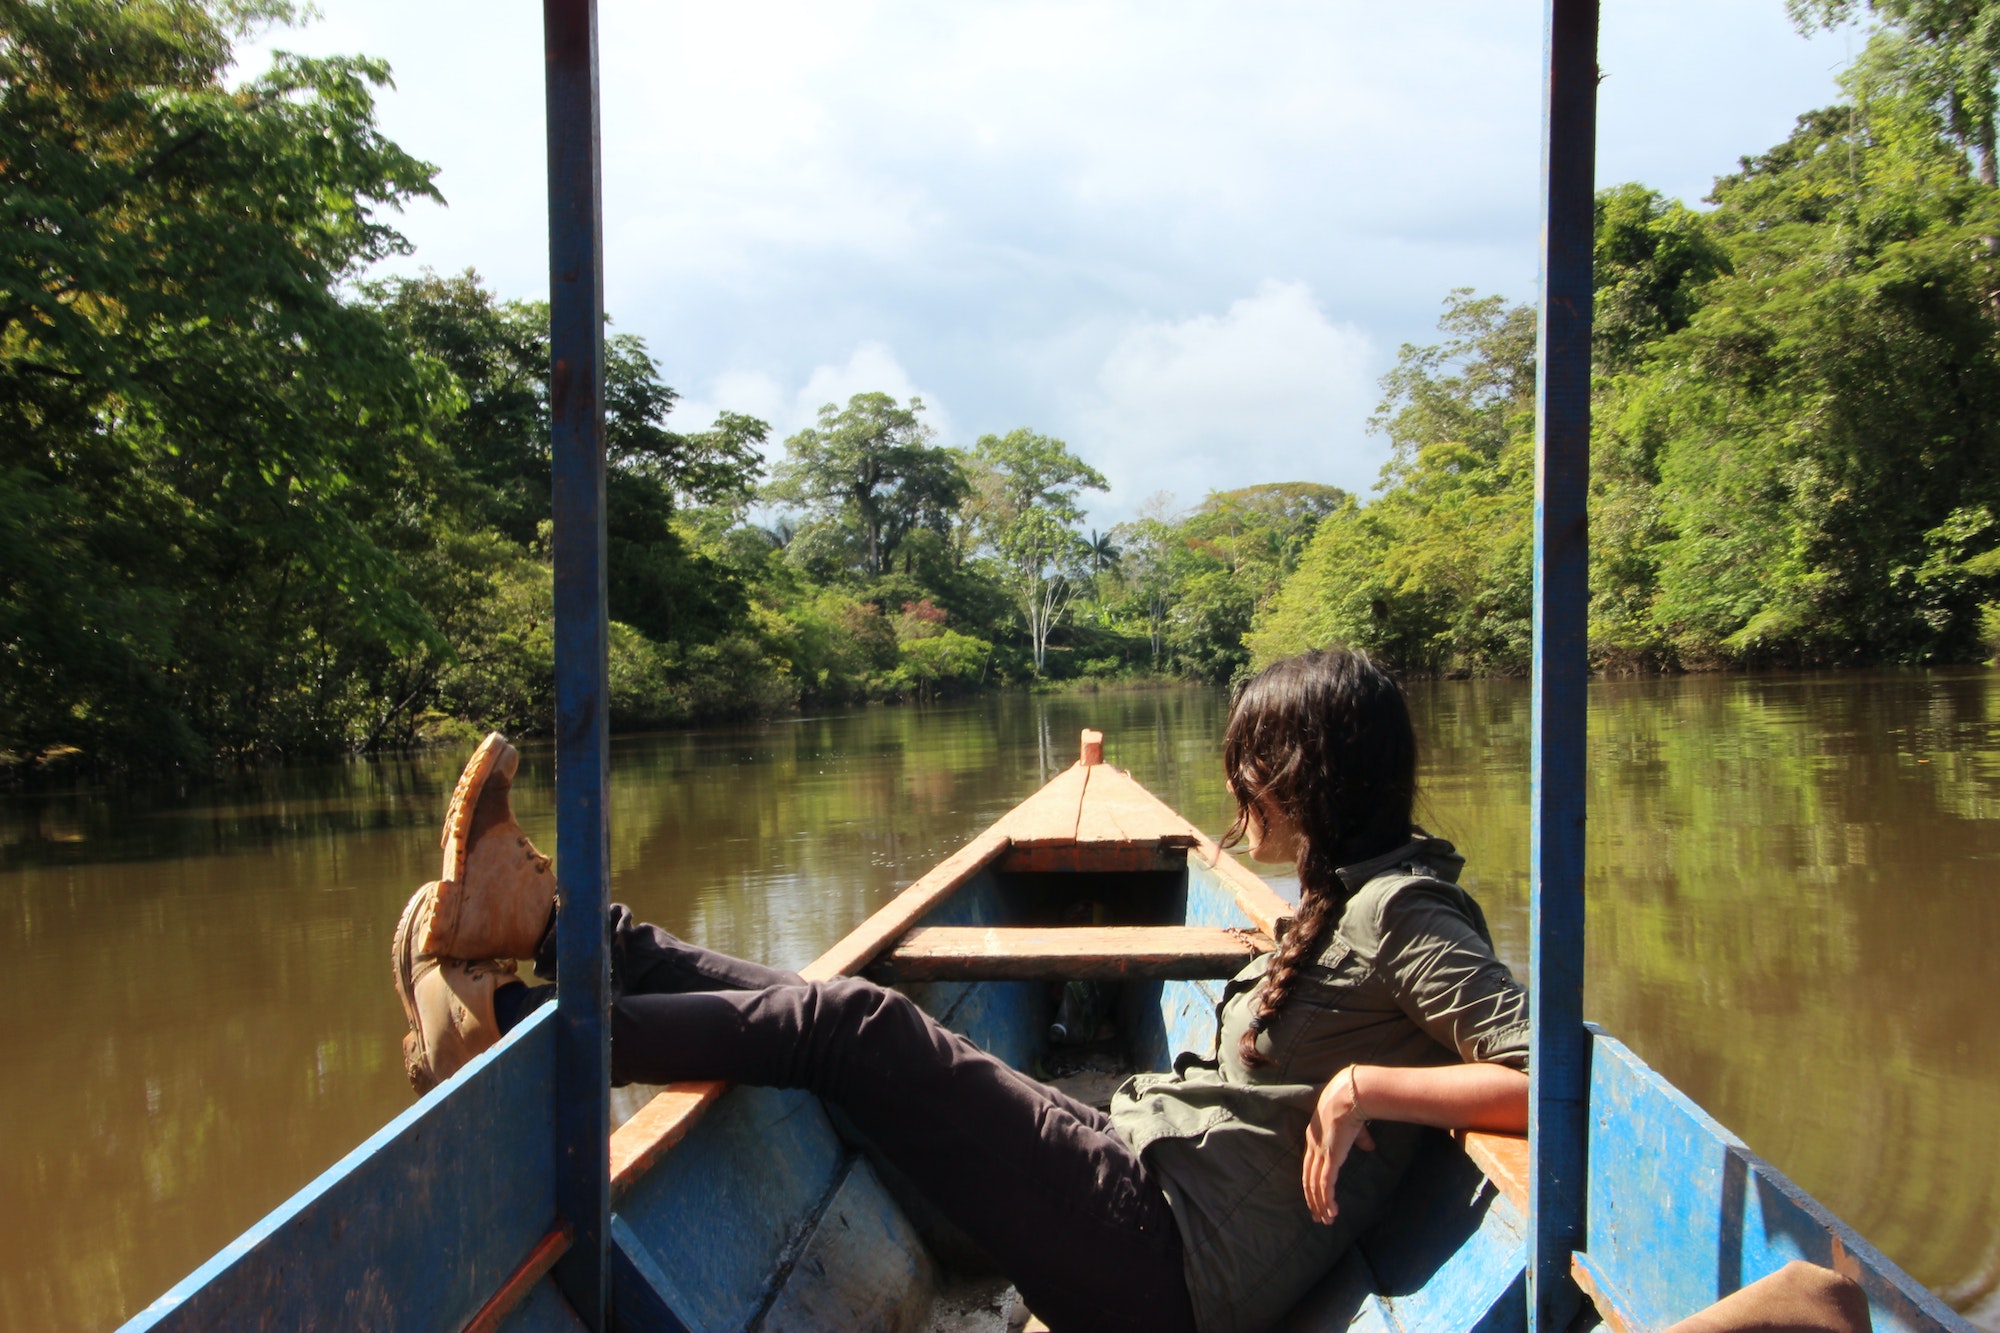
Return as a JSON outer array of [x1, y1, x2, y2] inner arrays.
[[544, 0, 615, 1317], [1459, 1130, 1531, 1216], [123, 1007, 560, 1333], [1073, 763, 1203, 846], [610, 1082, 729, 1200], [1570, 1252, 1638, 1333], [465, 1227, 572, 1333], [1583, 1029, 1970, 1333], [867, 925, 1271, 982], [992, 763, 1089, 847], [995, 842, 1185, 874]]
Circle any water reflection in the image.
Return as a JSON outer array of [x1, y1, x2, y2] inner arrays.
[[1, 674, 1994, 1328]]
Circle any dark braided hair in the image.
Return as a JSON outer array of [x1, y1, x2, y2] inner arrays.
[[1223, 649, 1417, 1068]]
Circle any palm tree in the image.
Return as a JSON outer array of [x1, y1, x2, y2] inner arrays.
[[1085, 529, 1121, 574]]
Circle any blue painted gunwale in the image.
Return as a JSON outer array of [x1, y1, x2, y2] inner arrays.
[[1581, 1029, 1970, 1333], [123, 1005, 563, 1333]]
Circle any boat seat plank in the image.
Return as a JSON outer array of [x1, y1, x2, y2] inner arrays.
[[866, 925, 1272, 982], [1457, 1129, 1530, 1215]]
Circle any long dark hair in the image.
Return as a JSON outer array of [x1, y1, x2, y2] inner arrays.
[[1222, 648, 1417, 1067]]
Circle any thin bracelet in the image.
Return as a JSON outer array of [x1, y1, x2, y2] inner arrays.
[[1347, 1064, 1370, 1124]]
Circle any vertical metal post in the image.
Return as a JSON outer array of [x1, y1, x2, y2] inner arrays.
[[1530, 1, 1597, 1329], [544, 0, 611, 1326]]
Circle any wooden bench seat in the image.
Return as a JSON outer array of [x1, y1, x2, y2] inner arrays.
[[864, 925, 1273, 982], [1456, 1128, 1529, 1213]]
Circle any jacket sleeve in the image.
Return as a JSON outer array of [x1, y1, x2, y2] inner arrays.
[[1371, 882, 1530, 1069]]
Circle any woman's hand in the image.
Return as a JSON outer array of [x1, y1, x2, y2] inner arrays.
[[1301, 1061, 1530, 1223], [1302, 1065, 1375, 1225]]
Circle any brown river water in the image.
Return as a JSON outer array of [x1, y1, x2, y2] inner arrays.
[[2, 673, 1996, 1330]]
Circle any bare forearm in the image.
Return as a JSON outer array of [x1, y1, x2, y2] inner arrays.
[[1347, 1062, 1528, 1133]]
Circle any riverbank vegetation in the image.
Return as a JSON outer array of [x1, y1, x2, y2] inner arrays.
[[8, 0, 2000, 775], [1254, 8, 2000, 675]]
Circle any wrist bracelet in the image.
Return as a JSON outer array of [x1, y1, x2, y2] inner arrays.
[[1347, 1064, 1369, 1124]]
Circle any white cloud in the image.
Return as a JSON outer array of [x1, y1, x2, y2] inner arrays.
[[674, 342, 949, 459], [1079, 282, 1376, 517], [238, 0, 1859, 516]]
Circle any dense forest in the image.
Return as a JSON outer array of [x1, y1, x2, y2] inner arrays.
[[6, 0, 2000, 776]]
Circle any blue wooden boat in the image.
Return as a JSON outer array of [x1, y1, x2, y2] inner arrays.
[[118, 733, 1968, 1333], [112, 1, 1980, 1330]]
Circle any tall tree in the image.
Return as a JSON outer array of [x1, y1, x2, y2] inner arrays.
[[965, 430, 1107, 674], [766, 393, 966, 577], [1792, 1, 2000, 185], [0, 0, 441, 766], [372, 272, 769, 652]]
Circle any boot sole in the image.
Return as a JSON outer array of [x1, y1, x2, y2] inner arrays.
[[427, 732, 515, 956], [391, 885, 438, 1095]]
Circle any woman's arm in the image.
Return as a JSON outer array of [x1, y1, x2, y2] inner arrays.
[[1301, 1062, 1527, 1225]]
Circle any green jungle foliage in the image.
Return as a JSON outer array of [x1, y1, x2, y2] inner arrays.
[[9, 1, 2000, 775], [1253, 17, 2000, 675]]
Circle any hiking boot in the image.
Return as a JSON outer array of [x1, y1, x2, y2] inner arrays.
[[392, 882, 517, 1094], [420, 731, 555, 961]]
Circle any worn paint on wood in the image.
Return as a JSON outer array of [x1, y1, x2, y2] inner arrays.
[[1079, 729, 1104, 766], [123, 1006, 559, 1333], [613, 1086, 848, 1333], [1583, 1030, 1968, 1333], [756, 1157, 936, 1333], [543, 0, 614, 1318], [1186, 835, 1294, 941], [1155, 854, 1264, 1068], [1359, 1136, 1525, 1333], [1528, 3, 1599, 1328], [604, 1214, 692, 1333], [896, 865, 1049, 1072], [868, 925, 1271, 982]]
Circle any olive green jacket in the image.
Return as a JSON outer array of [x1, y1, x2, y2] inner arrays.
[[1107, 835, 1530, 1333]]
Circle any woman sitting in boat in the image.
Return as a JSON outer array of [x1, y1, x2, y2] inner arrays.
[[392, 648, 1531, 1333]]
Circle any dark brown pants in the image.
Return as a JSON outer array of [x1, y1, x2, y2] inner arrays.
[[502, 907, 1197, 1333]]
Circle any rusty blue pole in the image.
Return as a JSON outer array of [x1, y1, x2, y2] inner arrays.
[[544, 0, 610, 1325], [1529, 0, 1597, 1329]]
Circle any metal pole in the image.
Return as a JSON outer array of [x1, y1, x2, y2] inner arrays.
[[1530, 0, 1597, 1328], [544, 0, 611, 1325]]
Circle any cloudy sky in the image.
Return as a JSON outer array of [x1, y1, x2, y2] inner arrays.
[[241, 2, 1856, 525]]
